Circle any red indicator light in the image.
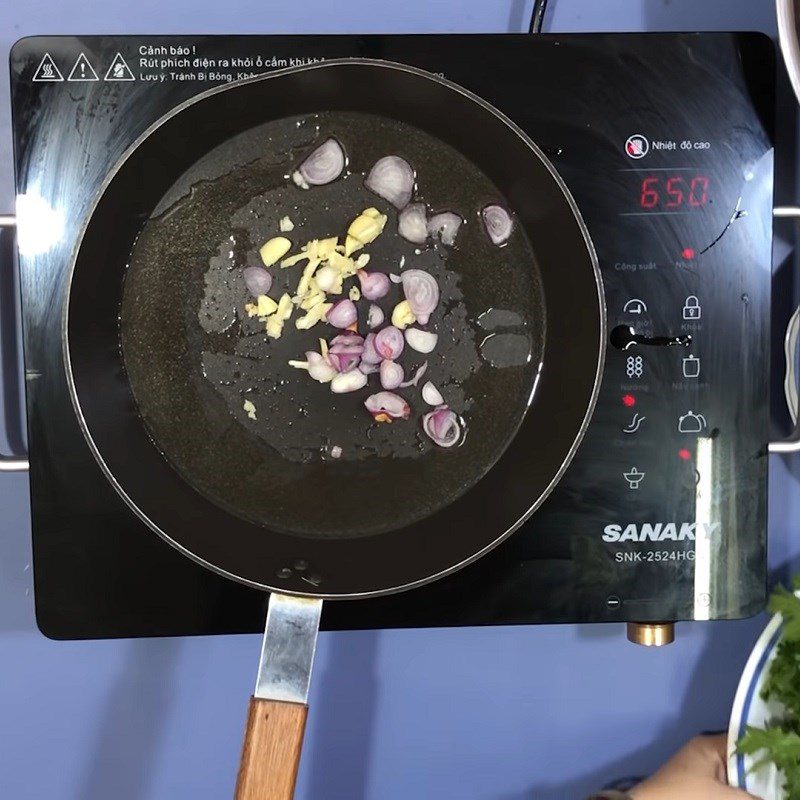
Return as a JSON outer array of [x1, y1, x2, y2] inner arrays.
[[681, 247, 695, 260], [622, 394, 636, 408], [678, 448, 691, 461]]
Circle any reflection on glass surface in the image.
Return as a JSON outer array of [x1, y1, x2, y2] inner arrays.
[[16, 192, 64, 256], [693, 436, 714, 621]]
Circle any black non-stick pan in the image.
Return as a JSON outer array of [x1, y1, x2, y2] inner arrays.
[[64, 60, 604, 799]]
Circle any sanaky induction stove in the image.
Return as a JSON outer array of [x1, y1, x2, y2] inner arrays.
[[9, 33, 774, 639]]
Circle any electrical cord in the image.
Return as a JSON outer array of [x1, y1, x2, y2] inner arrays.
[[528, 0, 550, 33]]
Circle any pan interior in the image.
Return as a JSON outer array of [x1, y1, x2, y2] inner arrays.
[[120, 111, 544, 539]]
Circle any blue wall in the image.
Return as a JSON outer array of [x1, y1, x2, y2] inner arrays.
[[0, 3, 792, 799]]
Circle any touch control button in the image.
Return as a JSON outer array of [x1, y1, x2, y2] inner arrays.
[[622, 413, 646, 434], [626, 354, 644, 379], [682, 295, 702, 320], [682, 354, 700, 378], [678, 411, 706, 433], [623, 298, 648, 315], [623, 467, 646, 489]]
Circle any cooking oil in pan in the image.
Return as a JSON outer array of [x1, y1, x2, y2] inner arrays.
[[121, 112, 544, 538]]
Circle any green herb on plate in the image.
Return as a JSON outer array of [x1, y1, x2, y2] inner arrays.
[[738, 578, 800, 798]]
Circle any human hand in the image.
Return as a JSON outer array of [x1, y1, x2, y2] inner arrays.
[[629, 734, 759, 800]]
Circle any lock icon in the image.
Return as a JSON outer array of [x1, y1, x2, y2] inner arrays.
[[683, 295, 702, 320]]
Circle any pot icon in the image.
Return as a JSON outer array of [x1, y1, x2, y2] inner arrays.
[[678, 411, 706, 433]]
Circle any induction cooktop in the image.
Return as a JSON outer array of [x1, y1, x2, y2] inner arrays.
[[9, 32, 774, 639]]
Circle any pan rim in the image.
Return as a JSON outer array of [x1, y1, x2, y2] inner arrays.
[[62, 56, 606, 600]]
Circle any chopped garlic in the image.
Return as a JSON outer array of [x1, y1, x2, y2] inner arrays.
[[243, 399, 257, 420], [328, 250, 358, 279], [281, 237, 338, 268], [245, 295, 278, 319], [316, 237, 339, 259], [256, 294, 278, 317], [319, 338, 328, 357], [259, 236, 292, 267], [264, 293, 294, 339], [392, 300, 417, 329], [355, 253, 371, 268], [300, 290, 326, 311], [349, 286, 361, 302], [296, 260, 319, 299], [266, 316, 285, 339], [344, 235, 362, 257], [281, 250, 312, 268], [279, 215, 295, 232], [296, 302, 332, 330], [276, 293, 293, 320], [292, 171, 309, 190], [345, 208, 387, 256]]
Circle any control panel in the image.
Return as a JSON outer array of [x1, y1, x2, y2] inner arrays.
[[528, 61, 773, 623]]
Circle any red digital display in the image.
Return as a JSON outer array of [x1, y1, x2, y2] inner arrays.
[[639, 175, 710, 210]]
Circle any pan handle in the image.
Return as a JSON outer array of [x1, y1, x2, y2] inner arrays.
[[770, 206, 800, 454], [0, 215, 28, 472], [235, 593, 322, 800]]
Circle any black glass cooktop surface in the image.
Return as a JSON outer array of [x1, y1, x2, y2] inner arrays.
[[9, 33, 774, 638]]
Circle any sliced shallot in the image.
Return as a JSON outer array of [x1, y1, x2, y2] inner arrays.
[[405, 328, 438, 354], [422, 406, 461, 447], [361, 333, 382, 364], [389, 273, 402, 284], [326, 299, 357, 329], [357, 270, 390, 301], [401, 270, 439, 325], [398, 202, 428, 244], [288, 351, 336, 384], [294, 138, 345, 187], [399, 361, 428, 388], [365, 156, 415, 209], [242, 266, 273, 297], [328, 333, 364, 373], [422, 381, 444, 406], [367, 304, 385, 329], [374, 326, 404, 360], [331, 370, 368, 393], [364, 391, 411, 420], [427, 211, 462, 246], [482, 204, 513, 245], [380, 360, 404, 390]]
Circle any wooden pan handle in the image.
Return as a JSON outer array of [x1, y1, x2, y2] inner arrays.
[[235, 696, 308, 800]]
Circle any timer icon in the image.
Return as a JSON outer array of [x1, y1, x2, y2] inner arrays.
[[625, 134, 649, 159]]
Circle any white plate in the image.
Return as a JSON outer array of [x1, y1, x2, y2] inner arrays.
[[728, 612, 788, 798]]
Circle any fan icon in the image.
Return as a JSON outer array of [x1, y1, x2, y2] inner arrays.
[[623, 467, 646, 489]]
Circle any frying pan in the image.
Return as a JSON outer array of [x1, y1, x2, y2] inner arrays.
[[64, 60, 604, 798]]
